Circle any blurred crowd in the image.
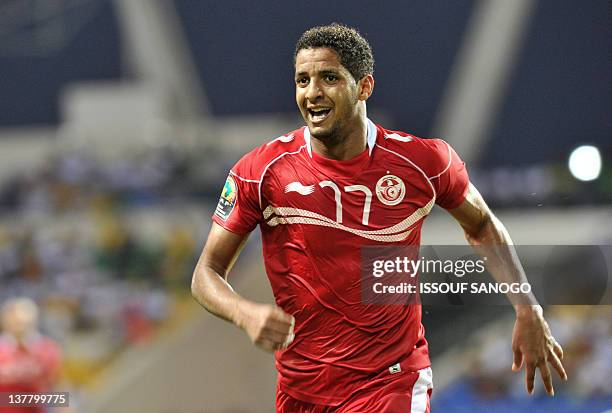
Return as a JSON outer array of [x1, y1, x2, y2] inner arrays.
[[0, 146, 225, 213], [469, 306, 612, 398], [434, 306, 612, 412], [0, 146, 223, 385]]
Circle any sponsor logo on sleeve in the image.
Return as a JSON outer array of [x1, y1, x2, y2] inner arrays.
[[215, 175, 237, 221]]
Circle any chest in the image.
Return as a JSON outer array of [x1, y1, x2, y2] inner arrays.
[[262, 156, 435, 231], [0, 349, 48, 380]]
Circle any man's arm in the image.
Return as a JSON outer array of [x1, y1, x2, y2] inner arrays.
[[191, 222, 294, 352], [447, 183, 567, 396]]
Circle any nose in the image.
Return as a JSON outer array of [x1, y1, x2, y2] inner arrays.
[[304, 79, 323, 102]]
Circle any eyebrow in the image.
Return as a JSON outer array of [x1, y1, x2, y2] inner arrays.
[[295, 69, 341, 78]]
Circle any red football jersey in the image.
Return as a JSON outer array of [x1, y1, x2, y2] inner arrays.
[[0, 334, 62, 413], [212, 120, 469, 406]]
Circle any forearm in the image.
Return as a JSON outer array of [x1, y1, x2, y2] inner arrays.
[[191, 258, 252, 329], [465, 213, 540, 313], [450, 185, 566, 394], [191, 223, 294, 352], [470, 217, 567, 395]]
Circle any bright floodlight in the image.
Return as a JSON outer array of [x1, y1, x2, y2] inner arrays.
[[568, 145, 602, 181]]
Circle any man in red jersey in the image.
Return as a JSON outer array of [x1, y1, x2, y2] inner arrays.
[[0, 298, 62, 413], [192, 24, 567, 412]]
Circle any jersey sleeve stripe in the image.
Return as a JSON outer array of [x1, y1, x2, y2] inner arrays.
[[427, 141, 453, 181]]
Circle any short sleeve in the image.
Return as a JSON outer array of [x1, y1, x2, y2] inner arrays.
[[212, 159, 262, 235], [429, 139, 470, 209]]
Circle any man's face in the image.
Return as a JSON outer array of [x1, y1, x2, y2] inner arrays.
[[294, 47, 363, 141], [1, 303, 36, 338]]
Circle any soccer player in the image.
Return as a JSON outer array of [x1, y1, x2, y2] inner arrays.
[[0, 298, 63, 413], [191, 23, 567, 412]]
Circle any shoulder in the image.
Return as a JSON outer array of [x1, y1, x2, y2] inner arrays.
[[374, 124, 454, 179], [0, 334, 15, 351], [230, 127, 307, 182], [0, 340, 11, 356]]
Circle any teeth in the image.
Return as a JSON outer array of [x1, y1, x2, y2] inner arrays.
[[307, 108, 331, 123], [308, 109, 330, 119]]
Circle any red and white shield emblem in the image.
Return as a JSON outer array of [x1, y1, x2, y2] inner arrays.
[[375, 174, 406, 206]]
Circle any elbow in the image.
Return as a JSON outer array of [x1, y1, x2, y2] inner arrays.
[[190, 271, 199, 301], [190, 272, 198, 298], [190, 260, 220, 305], [191, 266, 205, 302], [190, 267, 213, 312]]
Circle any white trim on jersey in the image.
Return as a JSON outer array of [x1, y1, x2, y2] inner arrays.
[[262, 197, 434, 242], [266, 133, 295, 145], [303, 118, 378, 157], [304, 126, 313, 157], [427, 141, 453, 181], [229, 170, 260, 183], [374, 144, 437, 200], [366, 118, 377, 155], [257, 144, 308, 208], [266, 215, 414, 242], [411, 367, 433, 413]]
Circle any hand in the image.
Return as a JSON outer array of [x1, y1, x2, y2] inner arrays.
[[511, 305, 567, 396], [238, 302, 295, 352]]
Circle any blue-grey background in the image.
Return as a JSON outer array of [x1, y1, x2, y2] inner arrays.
[[1, 0, 610, 167]]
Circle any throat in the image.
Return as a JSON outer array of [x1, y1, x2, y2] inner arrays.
[[311, 133, 367, 161], [308, 112, 370, 161]]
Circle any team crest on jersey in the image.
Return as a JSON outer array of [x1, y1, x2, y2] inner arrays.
[[215, 175, 237, 221], [375, 174, 406, 206]]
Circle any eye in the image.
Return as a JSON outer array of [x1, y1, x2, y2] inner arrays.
[[324, 74, 338, 83], [296, 77, 309, 86]]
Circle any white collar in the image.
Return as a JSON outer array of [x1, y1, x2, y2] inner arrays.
[[303, 118, 377, 158]]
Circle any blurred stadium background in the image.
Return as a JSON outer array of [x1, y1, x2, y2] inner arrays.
[[0, 0, 610, 412]]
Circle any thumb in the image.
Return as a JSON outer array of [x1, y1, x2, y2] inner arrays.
[[512, 347, 523, 371], [273, 306, 294, 324]]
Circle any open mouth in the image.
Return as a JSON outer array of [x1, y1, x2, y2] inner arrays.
[[307, 108, 332, 123]]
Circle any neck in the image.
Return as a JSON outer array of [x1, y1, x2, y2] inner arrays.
[[311, 108, 368, 161], [8, 330, 34, 345], [12, 333, 26, 345]]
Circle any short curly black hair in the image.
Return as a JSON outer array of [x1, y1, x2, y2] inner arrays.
[[294, 23, 374, 82]]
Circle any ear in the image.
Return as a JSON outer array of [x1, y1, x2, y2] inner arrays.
[[357, 74, 374, 101]]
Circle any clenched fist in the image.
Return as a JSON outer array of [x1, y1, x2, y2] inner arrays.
[[237, 302, 295, 352]]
